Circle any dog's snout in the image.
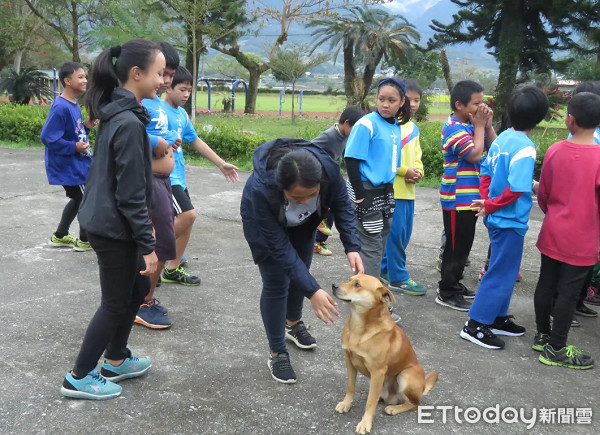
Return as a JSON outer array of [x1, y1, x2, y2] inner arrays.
[[332, 283, 339, 291]]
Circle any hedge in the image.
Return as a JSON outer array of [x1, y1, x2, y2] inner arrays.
[[0, 103, 568, 180]]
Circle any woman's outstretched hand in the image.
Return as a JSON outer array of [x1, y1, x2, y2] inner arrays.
[[310, 289, 341, 325]]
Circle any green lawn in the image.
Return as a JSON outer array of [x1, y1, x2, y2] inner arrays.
[[195, 91, 348, 114], [194, 112, 333, 139]]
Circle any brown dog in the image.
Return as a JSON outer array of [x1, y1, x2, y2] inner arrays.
[[332, 275, 438, 434]]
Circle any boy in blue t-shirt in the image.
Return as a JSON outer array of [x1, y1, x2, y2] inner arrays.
[[460, 87, 549, 349], [161, 66, 239, 284], [436, 80, 496, 312], [41, 62, 95, 251]]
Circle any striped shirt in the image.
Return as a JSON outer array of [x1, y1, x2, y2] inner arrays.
[[439, 115, 488, 211]]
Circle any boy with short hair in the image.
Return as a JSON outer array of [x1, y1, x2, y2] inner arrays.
[[460, 87, 548, 349], [136, 41, 181, 329], [533, 92, 600, 369], [312, 105, 364, 256], [436, 80, 496, 311], [162, 66, 239, 284]]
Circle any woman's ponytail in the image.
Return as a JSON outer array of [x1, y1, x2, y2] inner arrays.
[[86, 39, 160, 120]]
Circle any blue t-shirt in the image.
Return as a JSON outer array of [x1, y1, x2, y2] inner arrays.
[[142, 95, 179, 149], [40, 96, 91, 186], [482, 129, 536, 235], [344, 111, 401, 186], [165, 104, 199, 189]]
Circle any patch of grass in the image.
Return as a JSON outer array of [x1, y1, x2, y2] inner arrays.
[[0, 140, 42, 149], [197, 92, 347, 113], [195, 113, 332, 139]]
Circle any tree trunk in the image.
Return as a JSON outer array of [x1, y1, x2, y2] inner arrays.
[[245, 66, 262, 114], [71, 1, 80, 63], [184, 26, 201, 116], [441, 49, 453, 94], [359, 52, 383, 110], [13, 50, 25, 74], [493, 6, 523, 125], [343, 42, 359, 105], [191, 23, 197, 123]]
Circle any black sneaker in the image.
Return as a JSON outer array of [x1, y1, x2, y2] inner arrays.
[[460, 320, 505, 349], [458, 283, 476, 300], [490, 315, 525, 337], [285, 321, 317, 349], [268, 352, 297, 383], [532, 332, 550, 352], [575, 304, 598, 318], [539, 344, 594, 370], [162, 266, 201, 286], [435, 293, 472, 311]]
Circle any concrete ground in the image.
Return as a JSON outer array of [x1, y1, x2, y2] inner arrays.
[[0, 147, 598, 435]]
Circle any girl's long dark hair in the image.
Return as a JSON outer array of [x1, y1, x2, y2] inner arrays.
[[275, 149, 322, 191], [86, 38, 160, 119]]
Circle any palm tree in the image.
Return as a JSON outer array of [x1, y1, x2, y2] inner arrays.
[[0, 67, 52, 105], [308, 6, 419, 109]]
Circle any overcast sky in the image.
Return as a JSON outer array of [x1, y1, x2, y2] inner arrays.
[[384, 0, 439, 14]]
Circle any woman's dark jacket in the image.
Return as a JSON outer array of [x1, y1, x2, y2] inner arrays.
[[240, 138, 360, 298], [78, 87, 155, 255]]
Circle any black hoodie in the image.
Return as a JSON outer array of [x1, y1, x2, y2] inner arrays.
[[78, 87, 155, 254]]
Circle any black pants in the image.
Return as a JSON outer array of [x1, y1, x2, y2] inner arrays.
[[534, 254, 592, 349], [257, 223, 315, 354], [72, 233, 150, 377], [438, 209, 477, 298], [57, 185, 87, 241]]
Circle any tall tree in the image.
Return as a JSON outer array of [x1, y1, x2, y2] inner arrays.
[[270, 44, 329, 122], [384, 48, 441, 90], [24, 0, 108, 62], [212, 0, 387, 114], [164, 0, 248, 120], [0, 1, 45, 73], [93, 0, 182, 47], [429, 0, 596, 122], [308, 5, 419, 109]]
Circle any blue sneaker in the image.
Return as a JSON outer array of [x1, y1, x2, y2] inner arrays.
[[135, 301, 172, 329], [100, 352, 152, 382], [61, 367, 122, 400], [388, 279, 427, 296]]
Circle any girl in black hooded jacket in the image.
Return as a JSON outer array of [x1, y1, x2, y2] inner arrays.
[[61, 39, 164, 400]]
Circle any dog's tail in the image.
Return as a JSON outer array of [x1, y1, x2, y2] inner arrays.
[[423, 371, 439, 396]]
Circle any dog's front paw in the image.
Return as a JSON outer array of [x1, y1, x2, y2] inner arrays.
[[335, 400, 352, 413], [385, 405, 400, 415], [355, 418, 372, 434]]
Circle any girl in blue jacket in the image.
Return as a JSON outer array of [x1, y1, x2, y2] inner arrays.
[[241, 138, 363, 384], [41, 62, 95, 251]]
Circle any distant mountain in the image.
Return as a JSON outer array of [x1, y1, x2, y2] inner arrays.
[[211, 1, 497, 75]]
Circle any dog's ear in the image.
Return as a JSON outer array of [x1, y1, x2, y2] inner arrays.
[[377, 286, 396, 305]]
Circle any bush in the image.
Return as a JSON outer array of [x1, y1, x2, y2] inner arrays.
[[0, 102, 96, 145], [0, 103, 49, 143], [191, 121, 268, 162], [417, 121, 444, 181]]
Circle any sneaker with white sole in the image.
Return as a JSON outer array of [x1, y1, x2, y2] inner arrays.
[[388, 279, 426, 296], [435, 293, 472, 311], [50, 233, 76, 247], [61, 367, 122, 400], [100, 351, 152, 382], [268, 352, 297, 384], [460, 320, 505, 349], [285, 321, 316, 349], [490, 315, 526, 336]]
